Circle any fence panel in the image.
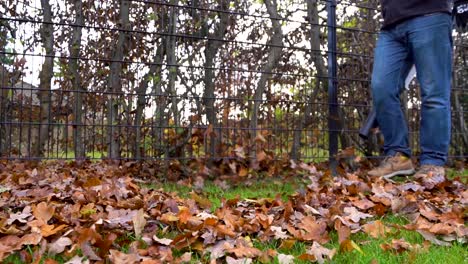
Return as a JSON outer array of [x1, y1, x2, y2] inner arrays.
[[0, 0, 466, 164]]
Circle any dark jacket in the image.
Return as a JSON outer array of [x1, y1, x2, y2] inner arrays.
[[380, 0, 452, 28]]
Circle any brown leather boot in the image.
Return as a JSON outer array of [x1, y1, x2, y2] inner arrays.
[[368, 152, 415, 179]]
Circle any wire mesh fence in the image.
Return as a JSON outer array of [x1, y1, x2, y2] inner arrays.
[[0, 0, 467, 164]]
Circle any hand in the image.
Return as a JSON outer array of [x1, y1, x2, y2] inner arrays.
[[454, 0, 468, 32]]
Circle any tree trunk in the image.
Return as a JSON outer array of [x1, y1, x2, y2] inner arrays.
[[166, 0, 180, 158], [203, 0, 230, 158], [34, 0, 54, 158], [107, 0, 129, 159], [69, 0, 85, 159], [133, 42, 164, 159], [290, 0, 327, 160], [249, 0, 283, 159]]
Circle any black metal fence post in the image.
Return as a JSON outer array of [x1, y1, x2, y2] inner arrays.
[[327, 0, 338, 174]]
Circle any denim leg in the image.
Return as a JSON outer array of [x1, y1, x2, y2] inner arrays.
[[371, 31, 412, 157], [407, 14, 453, 166]]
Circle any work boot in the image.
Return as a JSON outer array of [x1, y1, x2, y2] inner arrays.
[[368, 152, 415, 179]]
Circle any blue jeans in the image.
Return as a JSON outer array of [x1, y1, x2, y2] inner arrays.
[[371, 13, 453, 166]]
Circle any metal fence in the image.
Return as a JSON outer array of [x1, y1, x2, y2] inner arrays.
[[0, 0, 467, 165]]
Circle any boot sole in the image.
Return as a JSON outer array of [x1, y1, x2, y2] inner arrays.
[[382, 169, 416, 180]]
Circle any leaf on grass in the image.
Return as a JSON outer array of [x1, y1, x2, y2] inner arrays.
[[307, 241, 336, 264], [226, 256, 253, 264], [225, 238, 261, 258], [334, 219, 351, 244], [81, 241, 102, 261], [339, 239, 364, 254], [295, 216, 329, 243], [175, 252, 192, 264], [380, 238, 414, 253], [277, 253, 295, 264], [132, 209, 146, 238], [109, 249, 139, 264], [279, 239, 296, 250], [153, 235, 173, 246], [64, 255, 90, 264], [416, 230, 451, 246], [343, 207, 373, 223], [48, 236, 73, 254], [362, 220, 389, 239], [270, 226, 290, 240]]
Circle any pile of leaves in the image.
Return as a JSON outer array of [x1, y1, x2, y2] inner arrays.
[[0, 159, 466, 263]]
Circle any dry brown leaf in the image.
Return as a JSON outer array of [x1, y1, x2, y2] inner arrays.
[[277, 253, 295, 264], [416, 230, 451, 246], [351, 198, 375, 210], [132, 209, 146, 238], [226, 256, 253, 264], [48, 237, 73, 254], [307, 241, 336, 264], [33, 202, 55, 223], [20, 232, 42, 246], [279, 239, 296, 250], [175, 252, 192, 264], [153, 236, 173, 246], [380, 238, 414, 253], [109, 249, 139, 264], [7, 206, 32, 225], [0, 235, 22, 261], [40, 224, 68, 237], [362, 220, 389, 239], [343, 207, 373, 223], [80, 241, 102, 261], [339, 239, 364, 254], [64, 255, 90, 264], [334, 219, 351, 244], [270, 226, 290, 240]]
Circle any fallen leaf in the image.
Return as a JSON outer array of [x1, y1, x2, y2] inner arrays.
[[109, 249, 139, 264], [343, 207, 373, 223], [132, 209, 146, 238], [362, 220, 389, 239], [339, 239, 364, 254], [153, 236, 173, 246], [226, 256, 252, 264], [307, 241, 336, 264], [20, 233, 42, 246], [64, 255, 90, 264], [0, 235, 22, 261], [279, 239, 296, 250], [334, 219, 351, 244], [380, 238, 414, 253], [416, 230, 451, 246], [33, 202, 55, 223], [7, 206, 32, 225], [48, 237, 73, 254], [81, 241, 102, 261], [277, 253, 295, 264], [270, 226, 290, 240]]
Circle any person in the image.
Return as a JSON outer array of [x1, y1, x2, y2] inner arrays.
[[368, 0, 467, 180]]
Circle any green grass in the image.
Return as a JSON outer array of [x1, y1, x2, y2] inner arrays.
[[147, 179, 300, 211]]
